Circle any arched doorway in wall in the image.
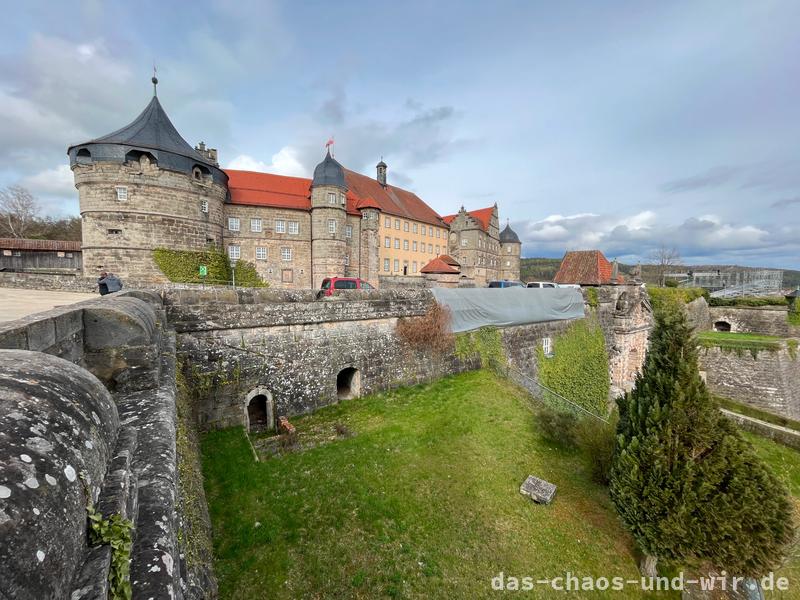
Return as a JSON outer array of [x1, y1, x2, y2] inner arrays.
[[245, 387, 275, 433], [336, 367, 361, 400], [713, 321, 732, 332]]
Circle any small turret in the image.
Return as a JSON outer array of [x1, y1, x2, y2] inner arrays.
[[376, 159, 387, 186]]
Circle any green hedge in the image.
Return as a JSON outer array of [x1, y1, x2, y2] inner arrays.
[[152, 247, 267, 287], [536, 319, 609, 414], [708, 296, 788, 307]]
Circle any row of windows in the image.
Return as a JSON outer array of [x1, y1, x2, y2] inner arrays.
[[383, 258, 422, 274], [228, 217, 302, 234], [383, 216, 443, 239], [228, 245, 293, 261], [383, 237, 444, 254]]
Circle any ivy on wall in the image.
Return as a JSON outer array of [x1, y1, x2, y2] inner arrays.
[[455, 326, 505, 371], [585, 287, 599, 309], [535, 319, 610, 414], [152, 247, 266, 287]]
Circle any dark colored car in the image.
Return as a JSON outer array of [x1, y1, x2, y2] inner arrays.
[[487, 280, 525, 288], [319, 277, 375, 297]]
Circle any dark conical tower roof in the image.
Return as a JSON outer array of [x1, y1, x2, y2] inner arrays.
[[499, 222, 521, 243], [75, 96, 208, 163], [312, 150, 346, 188]]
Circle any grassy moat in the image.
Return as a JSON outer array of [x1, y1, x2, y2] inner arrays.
[[201, 371, 800, 599]]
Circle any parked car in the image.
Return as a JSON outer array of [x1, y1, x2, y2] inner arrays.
[[487, 280, 525, 288], [526, 281, 557, 288], [318, 277, 375, 297], [557, 283, 581, 289]]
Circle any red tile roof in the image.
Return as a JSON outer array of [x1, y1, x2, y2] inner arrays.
[[420, 257, 460, 274], [553, 250, 622, 285], [224, 167, 446, 226], [343, 169, 445, 227], [438, 254, 460, 266], [0, 238, 81, 251], [442, 206, 495, 232]]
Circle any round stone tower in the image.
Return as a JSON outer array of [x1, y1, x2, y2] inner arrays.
[[499, 221, 522, 281], [310, 151, 348, 288], [67, 79, 228, 281], [357, 197, 382, 285]]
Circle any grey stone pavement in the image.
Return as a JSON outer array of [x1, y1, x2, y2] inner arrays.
[[0, 287, 96, 323]]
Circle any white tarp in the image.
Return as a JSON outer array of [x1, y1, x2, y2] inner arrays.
[[431, 287, 585, 333]]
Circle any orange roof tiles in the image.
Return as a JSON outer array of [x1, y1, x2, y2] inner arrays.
[[553, 250, 622, 285], [225, 167, 447, 226], [442, 206, 495, 232], [420, 256, 460, 274]]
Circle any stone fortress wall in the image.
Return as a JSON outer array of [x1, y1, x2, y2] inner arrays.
[[693, 302, 800, 419], [0, 283, 651, 598]]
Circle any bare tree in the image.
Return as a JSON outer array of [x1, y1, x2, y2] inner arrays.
[[649, 245, 682, 286], [0, 186, 39, 238]]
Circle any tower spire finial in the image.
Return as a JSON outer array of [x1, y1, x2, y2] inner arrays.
[[151, 63, 158, 97]]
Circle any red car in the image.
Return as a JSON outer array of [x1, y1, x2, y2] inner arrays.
[[319, 277, 375, 297]]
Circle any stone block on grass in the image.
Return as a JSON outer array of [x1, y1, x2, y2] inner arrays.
[[520, 475, 556, 504]]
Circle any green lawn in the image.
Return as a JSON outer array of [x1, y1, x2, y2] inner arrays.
[[697, 331, 785, 343], [743, 432, 800, 596], [202, 371, 673, 599]]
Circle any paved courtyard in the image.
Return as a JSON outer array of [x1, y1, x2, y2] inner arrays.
[[0, 287, 97, 323]]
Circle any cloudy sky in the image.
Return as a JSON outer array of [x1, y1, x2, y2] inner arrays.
[[3, 0, 799, 268]]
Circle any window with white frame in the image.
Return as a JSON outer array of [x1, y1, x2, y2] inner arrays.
[[413, 241, 418, 251], [421, 227, 426, 237], [256, 247, 267, 260], [393, 259, 399, 272], [507, 245, 512, 253], [228, 245, 240, 260], [346, 225, 352, 238], [288, 221, 299, 235], [412, 261, 417, 273], [542, 337, 553, 357], [461, 238, 468, 247], [413, 223, 418, 233], [394, 238, 400, 249], [251, 218, 262, 232], [403, 239, 409, 250], [385, 236, 391, 248], [328, 219, 336, 234], [404, 221, 409, 232], [200, 200, 209, 213], [275, 219, 286, 233], [228, 217, 240, 231], [436, 229, 441, 238], [394, 219, 400, 230], [506, 260, 511, 267], [115, 186, 128, 201], [428, 226, 433, 236], [281, 247, 292, 261], [328, 192, 337, 204], [384, 258, 390, 272], [344, 254, 350, 266], [427, 244, 432, 253], [435, 245, 440, 254], [385, 216, 391, 227]]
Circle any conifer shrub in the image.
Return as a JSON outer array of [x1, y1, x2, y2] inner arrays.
[[575, 415, 618, 485], [610, 304, 794, 577]]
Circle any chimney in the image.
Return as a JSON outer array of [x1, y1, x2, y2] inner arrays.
[[611, 259, 619, 282], [376, 159, 387, 186]]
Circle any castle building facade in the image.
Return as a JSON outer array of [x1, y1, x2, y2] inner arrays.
[[68, 85, 521, 288]]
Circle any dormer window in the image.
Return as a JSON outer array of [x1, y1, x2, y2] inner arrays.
[[115, 186, 128, 201], [192, 167, 203, 181]]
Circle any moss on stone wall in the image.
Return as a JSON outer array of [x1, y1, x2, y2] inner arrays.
[[536, 318, 609, 414], [696, 331, 784, 358], [175, 365, 217, 593], [152, 247, 267, 287], [455, 327, 505, 371]]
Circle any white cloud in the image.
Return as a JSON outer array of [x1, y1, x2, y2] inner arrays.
[[19, 164, 74, 197], [226, 147, 307, 177]]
